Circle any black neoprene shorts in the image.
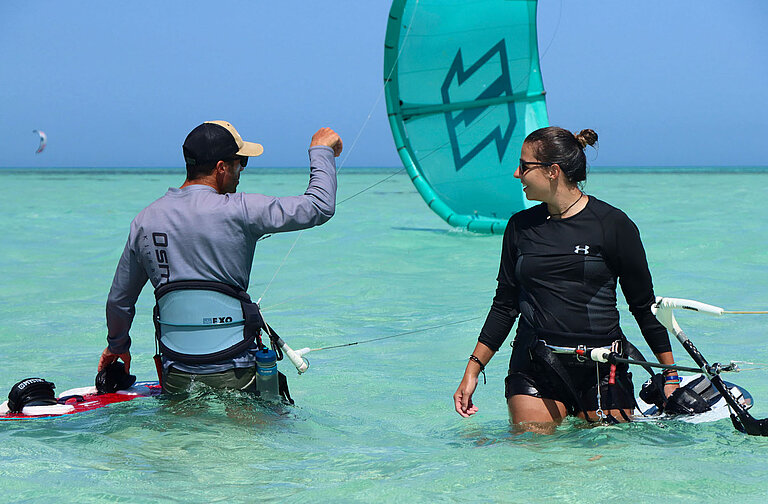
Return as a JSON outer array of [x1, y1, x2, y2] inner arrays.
[[505, 353, 636, 413]]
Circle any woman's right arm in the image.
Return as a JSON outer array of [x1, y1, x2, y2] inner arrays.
[[454, 342, 496, 417], [453, 221, 520, 417]]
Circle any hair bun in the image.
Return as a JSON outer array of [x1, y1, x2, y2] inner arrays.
[[574, 129, 598, 149]]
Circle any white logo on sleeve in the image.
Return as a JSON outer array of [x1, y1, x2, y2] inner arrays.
[[574, 245, 590, 255]]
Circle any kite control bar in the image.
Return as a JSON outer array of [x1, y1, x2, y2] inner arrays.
[[586, 348, 740, 376], [566, 297, 767, 435], [650, 297, 768, 436]]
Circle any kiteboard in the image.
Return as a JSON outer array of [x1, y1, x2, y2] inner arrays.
[[0, 381, 160, 421], [635, 373, 753, 424]]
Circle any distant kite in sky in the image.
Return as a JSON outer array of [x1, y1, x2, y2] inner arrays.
[[33, 129, 47, 154]]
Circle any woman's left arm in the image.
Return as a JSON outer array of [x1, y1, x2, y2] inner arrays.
[[611, 212, 680, 396]]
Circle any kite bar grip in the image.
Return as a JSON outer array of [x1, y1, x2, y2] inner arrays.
[[589, 348, 611, 363], [274, 338, 310, 374], [654, 297, 724, 316]]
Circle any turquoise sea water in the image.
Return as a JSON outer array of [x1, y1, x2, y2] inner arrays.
[[1, 167, 767, 502]]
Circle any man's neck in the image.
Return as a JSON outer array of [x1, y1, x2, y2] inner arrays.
[[180, 175, 218, 192]]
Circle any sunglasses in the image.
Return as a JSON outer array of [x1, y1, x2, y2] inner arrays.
[[225, 156, 248, 168], [518, 159, 553, 174]]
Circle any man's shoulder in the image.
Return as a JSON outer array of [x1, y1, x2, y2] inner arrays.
[[128, 190, 188, 230], [134, 190, 174, 216]]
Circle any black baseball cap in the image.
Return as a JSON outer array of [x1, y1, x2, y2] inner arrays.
[[182, 120, 264, 166]]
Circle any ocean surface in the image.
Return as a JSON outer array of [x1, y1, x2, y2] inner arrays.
[[1, 166, 767, 502]]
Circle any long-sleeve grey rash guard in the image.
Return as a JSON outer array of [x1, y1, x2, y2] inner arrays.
[[106, 146, 337, 373]]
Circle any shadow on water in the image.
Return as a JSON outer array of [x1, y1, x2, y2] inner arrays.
[[445, 414, 760, 451], [391, 226, 453, 234], [151, 382, 296, 428], [391, 226, 502, 237]]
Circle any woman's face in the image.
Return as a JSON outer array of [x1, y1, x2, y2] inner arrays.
[[514, 142, 552, 201]]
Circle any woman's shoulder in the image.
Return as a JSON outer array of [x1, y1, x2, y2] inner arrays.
[[584, 196, 640, 239], [510, 202, 548, 226], [585, 196, 632, 222]]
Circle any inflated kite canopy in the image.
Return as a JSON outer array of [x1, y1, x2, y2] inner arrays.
[[384, 0, 549, 234]]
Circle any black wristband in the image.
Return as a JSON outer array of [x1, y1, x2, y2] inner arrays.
[[469, 355, 486, 385], [469, 354, 485, 370]]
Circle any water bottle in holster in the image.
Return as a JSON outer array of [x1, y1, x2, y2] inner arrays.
[[255, 347, 279, 398]]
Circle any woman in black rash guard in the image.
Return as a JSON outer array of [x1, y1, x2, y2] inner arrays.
[[453, 126, 680, 430]]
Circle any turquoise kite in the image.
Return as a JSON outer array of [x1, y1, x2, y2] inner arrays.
[[384, 0, 549, 234]]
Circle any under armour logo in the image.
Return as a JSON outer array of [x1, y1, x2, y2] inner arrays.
[[574, 245, 590, 255]]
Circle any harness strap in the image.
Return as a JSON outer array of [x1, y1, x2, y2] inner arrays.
[[608, 374, 636, 422], [531, 341, 593, 422], [538, 338, 637, 423], [263, 323, 285, 361], [278, 372, 294, 405], [623, 340, 666, 413], [623, 340, 657, 378]]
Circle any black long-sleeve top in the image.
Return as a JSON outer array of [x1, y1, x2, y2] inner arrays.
[[478, 196, 671, 354]]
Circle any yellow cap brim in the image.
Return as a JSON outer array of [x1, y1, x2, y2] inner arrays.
[[205, 120, 264, 158], [237, 141, 264, 157]]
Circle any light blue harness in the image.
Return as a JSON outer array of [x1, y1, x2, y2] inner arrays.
[[153, 281, 264, 364]]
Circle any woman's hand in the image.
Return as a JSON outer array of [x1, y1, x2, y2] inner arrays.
[[454, 374, 480, 417], [663, 382, 680, 399], [455, 344, 495, 417], [654, 351, 680, 400]]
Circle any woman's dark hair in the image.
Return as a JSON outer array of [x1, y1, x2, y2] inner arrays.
[[524, 126, 598, 185]]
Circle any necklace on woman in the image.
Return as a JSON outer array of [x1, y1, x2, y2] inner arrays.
[[547, 191, 584, 220]]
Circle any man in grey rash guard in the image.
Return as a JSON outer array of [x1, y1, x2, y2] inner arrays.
[[97, 120, 342, 392]]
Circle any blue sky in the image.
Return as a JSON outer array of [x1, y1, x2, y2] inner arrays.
[[1, 1, 766, 168]]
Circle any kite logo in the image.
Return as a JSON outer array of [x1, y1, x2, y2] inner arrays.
[[441, 39, 516, 171]]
